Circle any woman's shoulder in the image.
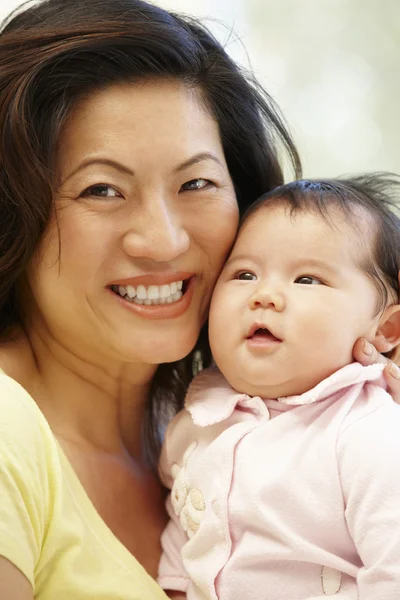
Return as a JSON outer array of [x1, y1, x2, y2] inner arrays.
[[0, 368, 43, 424], [0, 358, 57, 588], [0, 368, 57, 476], [0, 332, 45, 412], [0, 338, 57, 463]]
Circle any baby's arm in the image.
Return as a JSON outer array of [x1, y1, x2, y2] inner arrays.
[[158, 412, 192, 597], [158, 494, 190, 595], [337, 396, 400, 597]]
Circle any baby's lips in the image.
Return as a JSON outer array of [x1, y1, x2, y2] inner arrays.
[[247, 322, 282, 341]]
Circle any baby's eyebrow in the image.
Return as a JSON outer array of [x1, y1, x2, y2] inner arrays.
[[224, 254, 258, 270], [224, 255, 343, 275], [292, 258, 341, 275]]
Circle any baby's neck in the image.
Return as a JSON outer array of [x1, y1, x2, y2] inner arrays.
[[228, 361, 354, 400]]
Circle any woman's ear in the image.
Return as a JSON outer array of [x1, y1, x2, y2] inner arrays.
[[373, 304, 400, 353]]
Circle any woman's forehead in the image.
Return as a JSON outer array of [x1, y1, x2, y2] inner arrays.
[[64, 79, 214, 131], [57, 79, 224, 174]]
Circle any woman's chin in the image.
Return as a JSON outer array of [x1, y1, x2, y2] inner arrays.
[[113, 331, 200, 366], [151, 339, 199, 365]]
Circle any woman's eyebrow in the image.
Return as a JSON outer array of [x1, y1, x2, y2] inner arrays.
[[173, 152, 223, 173], [61, 158, 135, 185], [61, 152, 223, 185]]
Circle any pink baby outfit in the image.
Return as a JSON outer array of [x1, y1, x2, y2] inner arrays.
[[158, 363, 400, 600]]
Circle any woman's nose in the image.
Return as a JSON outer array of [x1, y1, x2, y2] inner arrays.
[[249, 286, 286, 312], [121, 197, 190, 262]]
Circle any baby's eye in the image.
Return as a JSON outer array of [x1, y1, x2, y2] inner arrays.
[[295, 275, 322, 285], [180, 178, 213, 191], [235, 271, 257, 281], [81, 184, 122, 198]]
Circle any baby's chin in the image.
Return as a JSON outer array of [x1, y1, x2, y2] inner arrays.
[[233, 380, 293, 400], [232, 363, 352, 399]]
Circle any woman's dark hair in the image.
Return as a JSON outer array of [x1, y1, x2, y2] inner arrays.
[[0, 0, 301, 465], [243, 173, 400, 313]]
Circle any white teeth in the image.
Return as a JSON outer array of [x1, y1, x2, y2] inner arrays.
[[147, 285, 160, 300], [125, 285, 135, 298], [136, 285, 147, 300], [160, 284, 171, 299], [112, 279, 186, 305]]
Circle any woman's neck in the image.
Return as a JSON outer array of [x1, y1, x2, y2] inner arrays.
[[0, 325, 157, 459]]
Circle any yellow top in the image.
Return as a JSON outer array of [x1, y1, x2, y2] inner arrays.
[[0, 371, 168, 599]]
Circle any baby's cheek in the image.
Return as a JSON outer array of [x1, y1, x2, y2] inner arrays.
[[208, 292, 228, 348], [306, 319, 355, 368]]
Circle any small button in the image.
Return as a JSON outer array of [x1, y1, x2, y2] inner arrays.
[[212, 499, 221, 516], [321, 566, 342, 594], [189, 488, 205, 511]]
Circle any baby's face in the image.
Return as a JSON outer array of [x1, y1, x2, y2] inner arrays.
[[209, 203, 383, 398]]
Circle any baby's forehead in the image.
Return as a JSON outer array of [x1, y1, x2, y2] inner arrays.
[[240, 200, 374, 238], [235, 201, 376, 263]]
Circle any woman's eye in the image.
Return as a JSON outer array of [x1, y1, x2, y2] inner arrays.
[[295, 275, 322, 285], [235, 271, 257, 281], [81, 184, 122, 198], [180, 178, 212, 192]]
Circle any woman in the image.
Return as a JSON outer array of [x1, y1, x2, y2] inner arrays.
[[0, 0, 398, 598]]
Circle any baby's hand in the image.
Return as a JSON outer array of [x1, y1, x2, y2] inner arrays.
[[353, 338, 400, 403]]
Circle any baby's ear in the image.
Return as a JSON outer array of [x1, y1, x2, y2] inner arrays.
[[373, 304, 400, 353]]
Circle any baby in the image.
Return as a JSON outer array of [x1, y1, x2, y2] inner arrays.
[[158, 175, 400, 600]]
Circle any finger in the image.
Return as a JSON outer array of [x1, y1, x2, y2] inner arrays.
[[390, 344, 400, 366], [383, 362, 400, 404], [353, 338, 390, 366]]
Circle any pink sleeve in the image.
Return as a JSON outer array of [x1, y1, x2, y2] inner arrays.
[[337, 396, 400, 598], [158, 495, 190, 593], [157, 412, 191, 593]]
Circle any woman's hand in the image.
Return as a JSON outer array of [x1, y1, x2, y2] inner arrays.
[[354, 338, 400, 403]]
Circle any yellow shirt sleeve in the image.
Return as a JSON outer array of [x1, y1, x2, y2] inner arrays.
[[0, 373, 52, 585], [0, 371, 169, 599]]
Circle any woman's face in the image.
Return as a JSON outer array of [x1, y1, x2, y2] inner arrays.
[[28, 80, 239, 367]]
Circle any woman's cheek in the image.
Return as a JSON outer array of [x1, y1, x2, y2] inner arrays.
[[202, 200, 239, 266]]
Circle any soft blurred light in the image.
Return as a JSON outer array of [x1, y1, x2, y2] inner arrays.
[[1, 0, 398, 178]]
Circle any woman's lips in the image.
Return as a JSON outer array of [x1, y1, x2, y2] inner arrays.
[[108, 275, 196, 320], [108, 271, 194, 287]]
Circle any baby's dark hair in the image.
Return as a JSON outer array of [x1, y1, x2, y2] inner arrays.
[[242, 173, 400, 312]]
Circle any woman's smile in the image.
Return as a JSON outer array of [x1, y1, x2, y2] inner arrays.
[[108, 274, 196, 320]]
